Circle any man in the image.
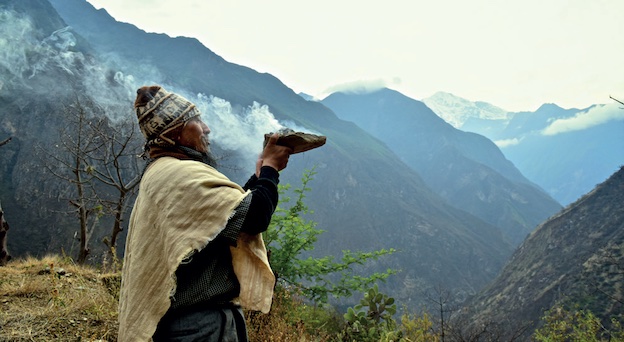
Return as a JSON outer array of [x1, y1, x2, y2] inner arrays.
[[118, 85, 292, 341]]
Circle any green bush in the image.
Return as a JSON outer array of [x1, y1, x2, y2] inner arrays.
[[533, 306, 624, 342], [264, 168, 396, 303]]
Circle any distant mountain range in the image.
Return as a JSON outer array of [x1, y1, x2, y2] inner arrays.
[[2, 0, 620, 322], [423, 91, 510, 128], [0, 0, 516, 312], [424, 92, 624, 205], [321, 89, 560, 245]]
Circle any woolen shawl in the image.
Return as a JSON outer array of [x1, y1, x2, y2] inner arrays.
[[118, 157, 275, 342]]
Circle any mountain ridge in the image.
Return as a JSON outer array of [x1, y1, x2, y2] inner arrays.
[[322, 88, 561, 245], [0, 0, 515, 313], [423, 91, 510, 128], [424, 92, 624, 205], [457, 165, 624, 337]]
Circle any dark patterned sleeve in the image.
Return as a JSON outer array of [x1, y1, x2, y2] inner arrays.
[[219, 166, 280, 245]]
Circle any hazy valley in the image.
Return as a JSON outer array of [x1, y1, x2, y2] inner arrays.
[[0, 0, 622, 338]]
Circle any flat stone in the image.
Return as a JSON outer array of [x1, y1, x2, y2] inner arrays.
[[264, 128, 326, 154]]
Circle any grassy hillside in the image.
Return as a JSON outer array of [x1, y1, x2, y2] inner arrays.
[[0, 255, 119, 341], [3, 255, 623, 341], [0, 255, 335, 341]]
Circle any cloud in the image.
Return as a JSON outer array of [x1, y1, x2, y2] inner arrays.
[[541, 103, 624, 136], [494, 138, 522, 148], [1, 7, 320, 175], [322, 78, 401, 97]]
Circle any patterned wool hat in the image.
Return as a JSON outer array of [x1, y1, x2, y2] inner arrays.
[[135, 86, 201, 146]]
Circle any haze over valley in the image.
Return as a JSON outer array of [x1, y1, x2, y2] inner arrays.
[[0, 0, 622, 337]]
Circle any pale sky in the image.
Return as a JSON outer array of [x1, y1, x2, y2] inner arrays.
[[86, 0, 623, 112]]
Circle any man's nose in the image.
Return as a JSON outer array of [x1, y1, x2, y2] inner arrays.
[[200, 121, 210, 134]]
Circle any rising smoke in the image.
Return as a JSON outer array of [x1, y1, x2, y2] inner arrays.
[[0, 9, 133, 119], [193, 94, 284, 166], [0, 10, 45, 82], [0, 8, 317, 171]]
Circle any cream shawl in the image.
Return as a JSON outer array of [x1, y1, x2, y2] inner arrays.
[[118, 157, 275, 342]]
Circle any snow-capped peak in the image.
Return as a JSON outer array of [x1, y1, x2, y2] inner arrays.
[[423, 92, 509, 128]]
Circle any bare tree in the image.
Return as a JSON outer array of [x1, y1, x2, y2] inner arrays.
[[0, 137, 11, 147], [426, 285, 455, 342], [40, 97, 105, 263], [38, 94, 145, 265], [0, 137, 11, 266], [444, 314, 531, 342], [424, 285, 532, 341], [0, 201, 10, 266], [610, 95, 623, 107], [88, 117, 143, 260]]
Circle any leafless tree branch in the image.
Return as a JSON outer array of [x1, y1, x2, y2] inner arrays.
[[0, 137, 11, 147], [610, 95, 624, 108]]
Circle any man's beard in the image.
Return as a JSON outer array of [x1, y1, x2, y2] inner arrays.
[[178, 145, 218, 168], [200, 149, 218, 168]]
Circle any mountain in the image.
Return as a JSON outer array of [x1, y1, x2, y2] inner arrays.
[[500, 103, 579, 139], [457, 166, 624, 337], [0, 0, 515, 311], [322, 89, 561, 245], [425, 94, 624, 206], [502, 103, 624, 205], [423, 91, 510, 129], [298, 92, 317, 101]]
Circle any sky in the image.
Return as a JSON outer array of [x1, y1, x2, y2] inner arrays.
[[85, 0, 624, 112]]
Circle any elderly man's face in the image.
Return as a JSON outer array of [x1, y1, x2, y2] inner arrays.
[[179, 117, 211, 153]]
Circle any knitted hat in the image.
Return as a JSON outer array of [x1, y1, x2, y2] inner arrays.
[[135, 86, 201, 146]]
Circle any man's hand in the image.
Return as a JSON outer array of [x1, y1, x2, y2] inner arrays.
[[261, 133, 292, 172]]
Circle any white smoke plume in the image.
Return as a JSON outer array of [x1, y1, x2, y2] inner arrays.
[[541, 103, 624, 136], [0, 10, 46, 80], [0, 10, 84, 81], [0, 8, 317, 170], [191, 93, 325, 168], [194, 94, 283, 159], [0, 9, 137, 121]]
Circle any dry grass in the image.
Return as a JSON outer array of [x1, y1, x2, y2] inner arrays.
[[0, 255, 336, 342], [246, 288, 334, 342], [0, 255, 119, 341]]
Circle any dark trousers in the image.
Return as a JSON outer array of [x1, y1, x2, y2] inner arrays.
[[153, 306, 248, 342]]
